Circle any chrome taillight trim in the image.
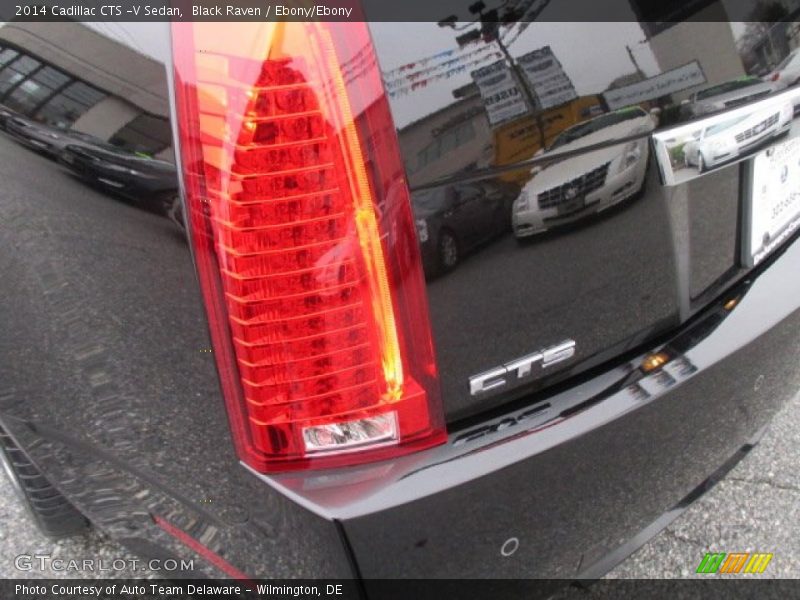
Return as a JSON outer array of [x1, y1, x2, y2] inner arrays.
[[653, 85, 800, 186]]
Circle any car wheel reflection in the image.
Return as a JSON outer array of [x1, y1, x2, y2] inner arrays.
[[438, 230, 459, 273]]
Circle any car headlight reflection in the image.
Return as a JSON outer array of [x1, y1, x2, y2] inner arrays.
[[708, 138, 733, 153], [514, 191, 531, 213], [616, 141, 642, 174]]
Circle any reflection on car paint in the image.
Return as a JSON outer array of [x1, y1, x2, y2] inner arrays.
[[654, 86, 800, 184]]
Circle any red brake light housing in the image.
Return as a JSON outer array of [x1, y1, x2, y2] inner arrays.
[[171, 21, 446, 471]]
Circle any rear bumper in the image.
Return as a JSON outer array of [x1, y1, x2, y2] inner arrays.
[[260, 233, 800, 580]]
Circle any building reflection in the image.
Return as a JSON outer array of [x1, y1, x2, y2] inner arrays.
[[0, 22, 172, 157], [378, 8, 800, 279], [0, 21, 179, 223]]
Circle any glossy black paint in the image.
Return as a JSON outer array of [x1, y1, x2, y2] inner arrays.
[[59, 144, 177, 207], [5, 115, 78, 158], [0, 105, 15, 130], [0, 15, 798, 588], [341, 248, 800, 577], [369, 18, 800, 421]]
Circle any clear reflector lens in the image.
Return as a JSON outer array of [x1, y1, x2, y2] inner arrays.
[[303, 412, 398, 453]]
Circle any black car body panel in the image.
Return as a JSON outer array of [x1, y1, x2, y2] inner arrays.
[[60, 144, 178, 203], [5, 115, 66, 156], [0, 13, 799, 588], [371, 20, 733, 422], [341, 252, 800, 578], [0, 104, 17, 130]]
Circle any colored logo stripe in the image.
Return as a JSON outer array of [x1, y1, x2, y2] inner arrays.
[[744, 553, 773, 573], [720, 553, 748, 573], [697, 553, 726, 573], [697, 552, 773, 574]]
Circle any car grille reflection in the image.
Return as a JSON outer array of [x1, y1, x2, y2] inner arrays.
[[735, 112, 779, 143], [538, 162, 611, 210]]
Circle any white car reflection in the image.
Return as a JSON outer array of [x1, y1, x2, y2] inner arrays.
[[768, 48, 800, 90], [684, 77, 776, 116], [683, 101, 793, 172], [512, 107, 654, 239]]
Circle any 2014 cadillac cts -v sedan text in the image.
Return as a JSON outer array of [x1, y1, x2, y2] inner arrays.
[[0, 8, 799, 595]]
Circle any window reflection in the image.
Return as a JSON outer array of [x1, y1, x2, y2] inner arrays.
[[0, 29, 171, 155], [0, 53, 39, 95], [0, 25, 180, 228], [0, 43, 105, 126], [0, 47, 18, 68], [36, 82, 107, 127], [5, 66, 70, 114]]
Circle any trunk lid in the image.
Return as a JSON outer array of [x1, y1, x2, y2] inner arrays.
[[367, 18, 793, 422]]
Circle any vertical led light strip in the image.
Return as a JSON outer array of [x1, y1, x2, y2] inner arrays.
[[310, 25, 404, 401]]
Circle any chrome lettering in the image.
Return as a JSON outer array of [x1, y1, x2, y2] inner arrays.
[[469, 340, 576, 396]]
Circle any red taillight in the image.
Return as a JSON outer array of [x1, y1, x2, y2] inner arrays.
[[172, 22, 446, 471], [772, 72, 780, 81]]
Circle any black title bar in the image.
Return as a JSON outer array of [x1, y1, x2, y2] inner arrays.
[[0, 0, 779, 23]]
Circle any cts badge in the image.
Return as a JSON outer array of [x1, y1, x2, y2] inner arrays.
[[469, 340, 576, 396]]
